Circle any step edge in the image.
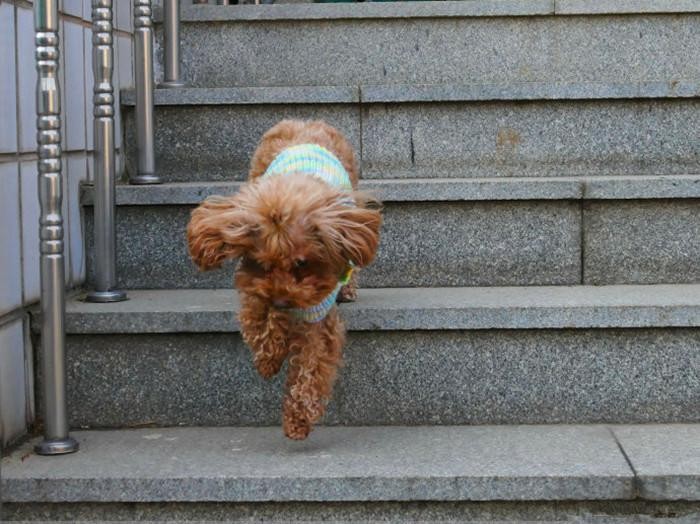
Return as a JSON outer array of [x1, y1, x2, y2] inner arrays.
[[152, 0, 700, 24], [62, 285, 700, 334], [1, 424, 643, 504], [555, 0, 700, 16], [81, 176, 700, 206], [167, 1, 556, 23], [121, 81, 700, 107]]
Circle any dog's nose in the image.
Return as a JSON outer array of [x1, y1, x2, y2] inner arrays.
[[273, 299, 291, 309]]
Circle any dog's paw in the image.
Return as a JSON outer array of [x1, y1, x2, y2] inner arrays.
[[254, 357, 283, 379], [283, 417, 312, 440], [337, 284, 357, 303]]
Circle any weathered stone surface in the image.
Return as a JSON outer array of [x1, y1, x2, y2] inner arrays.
[[7, 500, 700, 523], [362, 100, 700, 179], [82, 175, 700, 206], [583, 200, 700, 285], [122, 104, 360, 183], [85, 201, 581, 289], [361, 81, 700, 103], [1, 425, 633, 502], [167, 14, 700, 87], [123, 98, 700, 182], [62, 285, 700, 335], [123, 81, 700, 107], [583, 175, 700, 200], [55, 328, 700, 427], [556, 0, 700, 15], [174, 1, 555, 22], [122, 86, 359, 106], [365, 201, 580, 287], [612, 425, 700, 501]]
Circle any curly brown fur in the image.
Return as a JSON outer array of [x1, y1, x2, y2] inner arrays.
[[187, 120, 381, 439]]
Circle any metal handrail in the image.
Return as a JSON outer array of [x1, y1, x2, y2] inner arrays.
[[161, 0, 185, 88], [86, 0, 127, 303], [32, 0, 190, 454], [130, 0, 159, 184], [34, 0, 79, 456]]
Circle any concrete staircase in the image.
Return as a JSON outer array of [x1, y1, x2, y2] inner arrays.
[[3, 1, 700, 521]]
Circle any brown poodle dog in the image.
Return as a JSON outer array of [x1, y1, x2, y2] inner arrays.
[[187, 120, 382, 439]]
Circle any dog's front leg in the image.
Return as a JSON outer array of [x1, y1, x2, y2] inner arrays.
[[239, 295, 290, 379], [282, 311, 345, 439]]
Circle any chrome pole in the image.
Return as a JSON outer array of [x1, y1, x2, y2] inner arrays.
[[161, 0, 185, 87], [130, 0, 160, 184], [33, 0, 79, 456], [86, 0, 127, 303]]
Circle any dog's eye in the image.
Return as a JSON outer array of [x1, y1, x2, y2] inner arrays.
[[294, 259, 308, 269], [241, 257, 266, 273]]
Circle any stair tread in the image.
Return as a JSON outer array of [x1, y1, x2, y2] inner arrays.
[[121, 81, 700, 106], [65, 284, 700, 334], [84, 175, 700, 205], [3, 424, 698, 503], [162, 0, 700, 23]]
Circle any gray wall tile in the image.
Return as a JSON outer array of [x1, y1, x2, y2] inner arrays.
[[118, 34, 133, 88], [0, 163, 22, 317], [63, 0, 84, 17], [64, 19, 87, 151], [83, 26, 94, 151], [20, 161, 40, 304], [0, 318, 28, 447], [115, 0, 132, 32], [0, 3, 17, 154], [67, 155, 88, 284], [83, 0, 92, 21], [16, 7, 37, 153]]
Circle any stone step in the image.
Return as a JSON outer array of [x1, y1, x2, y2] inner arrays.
[[121, 85, 700, 183], [3, 425, 699, 521], [52, 285, 700, 427], [82, 178, 700, 289], [151, 2, 700, 88]]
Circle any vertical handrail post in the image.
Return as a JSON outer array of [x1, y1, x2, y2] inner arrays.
[[130, 0, 160, 184], [33, 0, 79, 456], [161, 0, 185, 88], [86, 1, 127, 303]]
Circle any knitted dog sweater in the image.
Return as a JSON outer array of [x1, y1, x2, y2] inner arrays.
[[262, 144, 354, 323], [262, 143, 353, 191]]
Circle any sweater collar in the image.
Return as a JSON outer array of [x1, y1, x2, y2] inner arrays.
[[290, 264, 354, 323]]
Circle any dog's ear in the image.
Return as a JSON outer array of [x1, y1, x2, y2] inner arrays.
[[314, 192, 382, 268], [187, 195, 255, 271]]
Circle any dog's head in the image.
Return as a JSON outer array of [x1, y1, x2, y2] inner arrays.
[[187, 174, 382, 309]]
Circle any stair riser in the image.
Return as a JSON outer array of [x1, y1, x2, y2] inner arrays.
[[123, 99, 700, 183], [157, 15, 700, 88], [84, 200, 700, 289], [6, 500, 700, 522], [61, 328, 700, 428]]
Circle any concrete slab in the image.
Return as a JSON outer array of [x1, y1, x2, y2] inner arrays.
[[1, 425, 632, 503], [62, 285, 700, 334], [612, 425, 700, 501]]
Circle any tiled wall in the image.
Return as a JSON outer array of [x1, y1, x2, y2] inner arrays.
[[0, 0, 134, 447]]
